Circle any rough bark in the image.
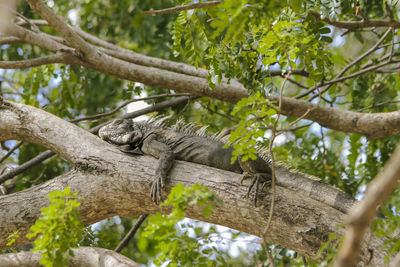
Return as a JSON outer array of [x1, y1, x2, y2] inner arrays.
[[0, 99, 386, 265], [0, 247, 140, 267]]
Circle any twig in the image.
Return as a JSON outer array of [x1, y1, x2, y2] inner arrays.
[[0, 150, 54, 184], [281, 108, 313, 132], [335, 145, 400, 267], [389, 28, 395, 62], [262, 239, 276, 267], [143, 1, 222, 15], [309, 10, 400, 29], [296, 28, 392, 99], [90, 96, 196, 134], [307, 59, 400, 101], [385, 2, 395, 21], [15, 12, 40, 32], [376, 40, 400, 49], [114, 214, 149, 253], [0, 141, 23, 164], [358, 100, 400, 111], [0, 96, 193, 184], [361, 51, 400, 69], [262, 71, 291, 260], [276, 122, 313, 135], [204, 105, 238, 123], [280, 74, 308, 89]]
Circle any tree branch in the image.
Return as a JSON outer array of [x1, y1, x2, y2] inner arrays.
[[0, 141, 22, 164], [71, 93, 193, 123], [0, 247, 141, 267], [0, 36, 22, 45], [0, 52, 72, 69], [4, 19, 400, 139], [114, 214, 149, 253], [270, 95, 400, 139], [26, 0, 93, 57], [310, 10, 400, 29], [296, 28, 392, 99], [336, 145, 400, 267], [5, 23, 72, 53], [14, 19, 310, 79]]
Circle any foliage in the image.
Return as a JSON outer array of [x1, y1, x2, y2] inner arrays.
[[26, 187, 84, 267], [139, 183, 223, 266], [225, 92, 277, 163], [372, 185, 400, 262], [6, 231, 20, 247], [171, 1, 333, 91]]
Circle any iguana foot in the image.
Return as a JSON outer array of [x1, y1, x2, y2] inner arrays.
[[242, 173, 271, 206], [150, 175, 165, 203]]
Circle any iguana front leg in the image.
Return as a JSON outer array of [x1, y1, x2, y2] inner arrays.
[[141, 134, 174, 203]]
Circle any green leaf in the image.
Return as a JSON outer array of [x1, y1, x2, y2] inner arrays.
[[26, 187, 84, 266]]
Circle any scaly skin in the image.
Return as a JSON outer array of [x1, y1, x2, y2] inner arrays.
[[99, 119, 272, 203]]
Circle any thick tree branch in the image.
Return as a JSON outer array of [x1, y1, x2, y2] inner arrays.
[[14, 19, 310, 79], [0, 99, 384, 265], [336, 145, 400, 267], [26, 0, 93, 57], [5, 24, 71, 53], [0, 100, 108, 164], [4, 20, 400, 139], [0, 247, 141, 267], [267, 95, 400, 139]]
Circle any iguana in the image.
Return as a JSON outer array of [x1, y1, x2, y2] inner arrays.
[[99, 118, 355, 212], [98, 118, 272, 204]]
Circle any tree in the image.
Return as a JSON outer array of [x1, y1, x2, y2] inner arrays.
[[0, 0, 399, 266]]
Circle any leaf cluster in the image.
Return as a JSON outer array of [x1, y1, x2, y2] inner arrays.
[[225, 92, 277, 163], [139, 183, 224, 266], [26, 187, 84, 267]]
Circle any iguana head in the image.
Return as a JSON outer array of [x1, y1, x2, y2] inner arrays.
[[98, 119, 143, 145]]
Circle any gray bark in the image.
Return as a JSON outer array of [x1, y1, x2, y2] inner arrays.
[[0, 247, 140, 267]]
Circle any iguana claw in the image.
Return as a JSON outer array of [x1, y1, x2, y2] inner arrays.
[[150, 175, 164, 203], [242, 173, 272, 206]]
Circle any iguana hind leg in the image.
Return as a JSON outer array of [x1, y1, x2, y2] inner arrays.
[[241, 172, 272, 206], [239, 157, 272, 206]]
